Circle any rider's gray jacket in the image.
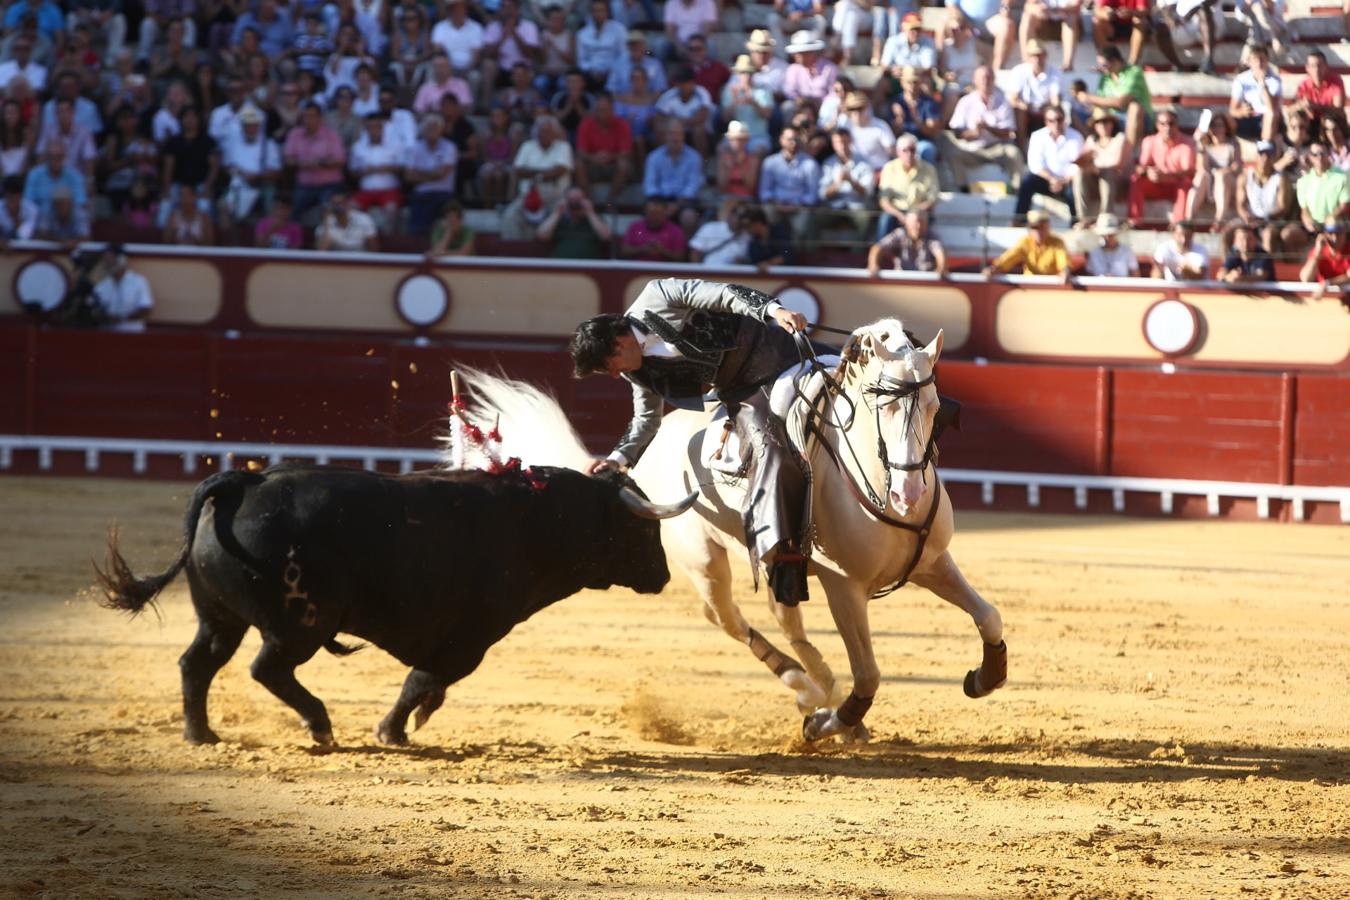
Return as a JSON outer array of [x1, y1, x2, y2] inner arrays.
[[609, 278, 792, 467]]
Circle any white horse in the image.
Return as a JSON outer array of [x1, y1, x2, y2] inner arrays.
[[460, 318, 1006, 742]]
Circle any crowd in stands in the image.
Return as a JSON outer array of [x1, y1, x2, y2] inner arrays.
[[0, 0, 1348, 288]]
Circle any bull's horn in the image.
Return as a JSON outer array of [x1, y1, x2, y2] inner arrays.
[[619, 487, 699, 520]]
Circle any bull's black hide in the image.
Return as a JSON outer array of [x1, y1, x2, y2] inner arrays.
[[97, 464, 675, 746]]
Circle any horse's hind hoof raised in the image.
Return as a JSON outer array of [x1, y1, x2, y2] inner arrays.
[[963, 640, 1008, 699]]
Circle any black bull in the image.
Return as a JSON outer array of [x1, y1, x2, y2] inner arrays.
[[97, 464, 695, 746]]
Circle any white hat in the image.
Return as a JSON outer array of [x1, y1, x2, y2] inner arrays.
[[1094, 213, 1121, 236], [726, 120, 750, 137], [785, 31, 826, 54]]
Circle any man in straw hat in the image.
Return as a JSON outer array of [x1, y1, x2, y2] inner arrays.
[[1006, 38, 1061, 150], [606, 29, 668, 96], [782, 30, 836, 108], [938, 64, 1022, 192], [744, 29, 787, 97], [722, 63, 774, 155], [1084, 213, 1139, 276], [767, 0, 826, 57], [984, 209, 1072, 281], [842, 90, 897, 171], [1073, 107, 1128, 226]]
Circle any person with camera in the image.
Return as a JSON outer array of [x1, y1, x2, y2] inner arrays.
[[315, 189, 379, 252], [536, 186, 612, 260], [1300, 219, 1350, 301], [90, 244, 154, 333]]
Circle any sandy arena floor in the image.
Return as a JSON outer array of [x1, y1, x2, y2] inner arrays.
[[0, 476, 1347, 900]]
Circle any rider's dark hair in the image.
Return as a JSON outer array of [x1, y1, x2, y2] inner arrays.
[[569, 313, 630, 378]]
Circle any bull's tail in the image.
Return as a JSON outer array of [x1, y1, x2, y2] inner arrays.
[[95, 470, 264, 616]]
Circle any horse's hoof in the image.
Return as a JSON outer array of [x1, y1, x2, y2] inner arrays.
[[802, 709, 835, 742], [840, 721, 871, 745], [964, 641, 1008, 699]]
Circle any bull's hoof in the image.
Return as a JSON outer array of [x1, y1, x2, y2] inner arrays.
[[311, 729, 338, 748], [375, 723, 408, 746], [963, 641, 1008, 699], [184, 727, 221, 745]]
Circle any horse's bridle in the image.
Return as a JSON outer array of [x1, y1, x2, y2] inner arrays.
[[795, 333, 943, 598]]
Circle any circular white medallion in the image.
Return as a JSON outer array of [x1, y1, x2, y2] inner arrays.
[[1142, 299, 1200, 356], [395, 274, 450, 327], [774, 286, 821, 329], [15, 260, 69, 312]]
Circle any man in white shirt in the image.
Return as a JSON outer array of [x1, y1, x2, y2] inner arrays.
[[430, 0, 483, 98], [938, 64, 1022, 191], [1230, 43, 1282, 142], [817, 128, 875, 239], [501, 115, 574, 239], [1015, 106, 1083, 223], [91, 244, 154, 333], [1006, 39, 1061, 150], [316, 190, 379, 252], [576, 0, 627, 89], [1153, 220, 1209, 280], [350, 113, 406, 227], [1084, 214, 1139, 276], [0, 37, 47, 92], [208, 78, 257, 148], [221, 106, 282, 223], [655, 68, 715, 153], [688, 198, 751, 265], [379, 87, 419, 150], [841, 91, 895, 171]]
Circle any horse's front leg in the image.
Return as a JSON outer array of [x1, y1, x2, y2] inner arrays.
[[910, 549, 1007, 698], [802, 572, 876, 743]]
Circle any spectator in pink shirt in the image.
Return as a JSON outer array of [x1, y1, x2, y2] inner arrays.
[[254, 194, 304, 249], [664, 0, 718, 61], [415, 54, 473, 115], [481, 0, 540, 107], [782, 31, 837, 112], [620, 196, 687, 262], [283, 102, 346, 221], [1127, 110, 1196, 227]]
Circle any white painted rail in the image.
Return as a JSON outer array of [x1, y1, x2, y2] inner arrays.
[[1, 435, 1347, 523]]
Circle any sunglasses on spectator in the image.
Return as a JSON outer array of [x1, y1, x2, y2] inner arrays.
[[1310, 150, 1327, 157]]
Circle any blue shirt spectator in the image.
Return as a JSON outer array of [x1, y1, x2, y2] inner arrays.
[[890, 90, 940, 141], [759, 133, 820, 206], [576, 1, 628, 79], [23, 148, 87, 218], [232, 0, 294, 58], [2, 0, 65, 43], [605, 42, 668, 95], [643, 132, 704, 201]]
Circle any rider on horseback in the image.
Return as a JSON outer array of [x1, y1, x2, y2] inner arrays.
[[570, 278, 815, 606]]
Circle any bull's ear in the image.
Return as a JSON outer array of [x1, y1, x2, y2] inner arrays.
[[922, 329, 944, 366]]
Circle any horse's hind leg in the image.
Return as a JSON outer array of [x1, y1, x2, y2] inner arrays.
[[179, 616, 248, 744], [910, 550, 1007, 698], [767, 594, 835, 710], [249, 639, 335, 746]]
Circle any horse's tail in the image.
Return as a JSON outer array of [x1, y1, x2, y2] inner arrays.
[[95, 470, 264, 615]]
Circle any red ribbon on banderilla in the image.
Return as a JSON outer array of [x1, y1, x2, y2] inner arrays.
[[446, 370, 545, 489]]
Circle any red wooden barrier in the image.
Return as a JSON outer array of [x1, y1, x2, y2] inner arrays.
[[1293, 373, 1350, 487]]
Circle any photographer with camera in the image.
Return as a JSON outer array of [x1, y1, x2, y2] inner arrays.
[[89, 243, 154, 332], [535, 186, 612, 260]]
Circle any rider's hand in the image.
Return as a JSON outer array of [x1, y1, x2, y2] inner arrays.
[[772, 307, 808, 333], [585, 457, 618, 475]]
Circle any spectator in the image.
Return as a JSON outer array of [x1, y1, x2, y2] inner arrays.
[[1152, 220, 1209, 280], [844, 92, 897, 174], [426, 200, 477, 257], [688, 198, 751, 264], [379, 87, 419, 151], [877, 134, 938, 239], [938, 64, 1021, 192], [206, 76, 252, 147], [283, 101, 345, 221], [1187, 113, 1240, 225], [231, 0, 292, 59], [36, 96, 98, 180], [1073, 108, 1127, 227], [139, 0, 197, 62], [984, 210, 1071, 281], [42, 70, 103, 136], [1073, 44, 1151, 149], [664, 0, 718, 58], [616, 66, 659, 157], [621, 196, 687, 261], [2, 0, 64, 50], [643, 123, 704, 215], [350, 64, 380, 118], [315, 189, 378, 251], [1230, 43, 1281, 143], [1219, 222, 1275, 283], [722, 57, 774, 155], [478, 106, 518, 207], [255, 193, 303, 249], [1276, 111, 1314, 179], [1234, 0, 1289, 61], [1092, 0, 1149, 67], [1007, 40, 1060, 152], [1127, 110, 1195, 227], [767, 0, 826, 58], [404, 113, 457, 234], [497, 61, 541, 130], [34, 183, 89, 243], [868, 210, 947, 277], [869, 0, 917, 69], [717, 120, 762, 198], [1289, 142, 1350, 253], [759, 125, 820, 240], [1300, 220, 1350, 298], [1237, 141, 1290, 256], [219, 105, 281, 225], [119, 176, 158, 229], [575, 92, 633, 198], [880, 13, 937, 82], [388, 6, 432, 92], [550, 69, 594, 139], [0, 35, 47, 92], [481, 0, 540, 105], [685, 34, 730, 99], [1016, 105, 1081, 224], [606, 30, 667, 97], [535, 5, 574, 99], [0, 99, 32, 181], [1323, 117, 1350, 172], [887, 68, 937, 165], [162, 181, 214, 245], [1084, 213, 1139, 276], [0, 175, 37, 245], [1020, 0, 1081, 72], [150, 79, 191, 144], [159, 104, 218, 222], [431, 0, 484, 100], [502, 114, 572, 239], [287, 12, 335, 80], [818, 76, 854, 132], [413, 53, 472, 115], [782, 31, 836, 108], [943, 0, 1015, 72], [938, 18, 979, 123], [326, 86, 363, 149], [655, 67, 714, 155], [817, 128, 875, 240], [536, 186, 612, 258], [576, 0, 626, 89], [745, 29, 787, 99], [1293, 52, 1345, 124], [148, 17, 202, 85], [23, 143, 86, 222], [743, 206, 795, 272], [1154, 0, 1218, 76], [90, 244, 153, 331], [349, 113, 405, 228]]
